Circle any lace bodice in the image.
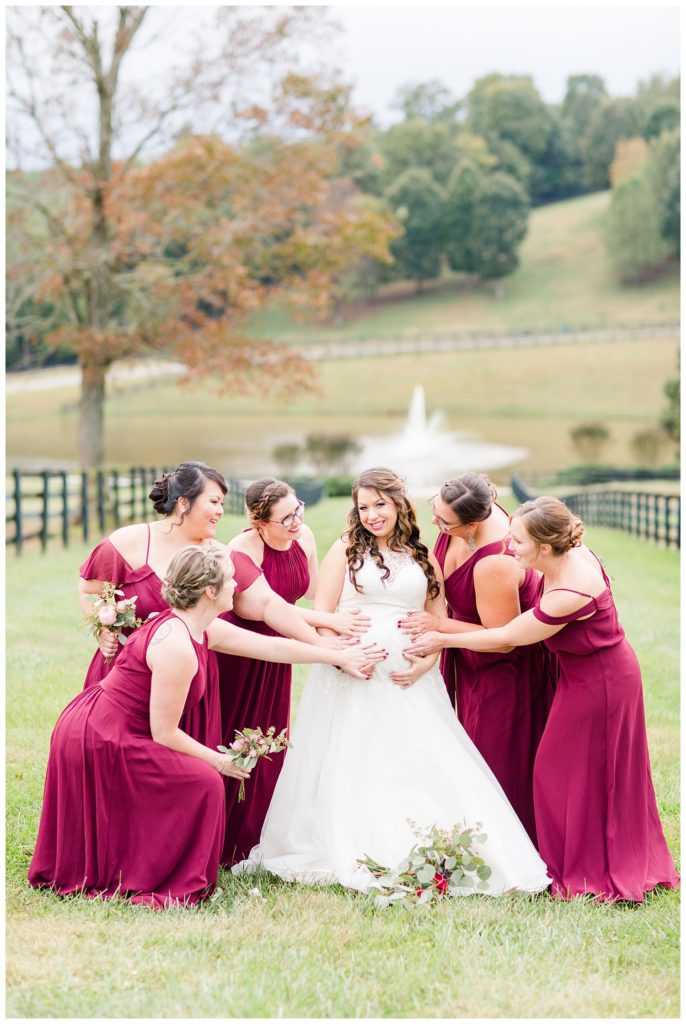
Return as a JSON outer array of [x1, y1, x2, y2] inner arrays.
[[340, 551, 428, 616], [335, 552, 429, 682]]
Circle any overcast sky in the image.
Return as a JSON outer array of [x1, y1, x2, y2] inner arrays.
[[326, 3, 680, 124]]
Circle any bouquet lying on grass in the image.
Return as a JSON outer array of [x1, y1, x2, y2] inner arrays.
[[85, 583, 143, 663], [358, 821, 491, 908], [218, 726, 292, 801]]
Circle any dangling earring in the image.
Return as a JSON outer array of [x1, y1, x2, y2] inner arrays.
[[466, 528, 477, 552]]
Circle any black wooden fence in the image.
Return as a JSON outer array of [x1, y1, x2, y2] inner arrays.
[[6, 467, 246, 554], [511, 475, 680, 549]]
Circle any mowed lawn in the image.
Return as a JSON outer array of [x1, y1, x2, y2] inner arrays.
[[6, 497, 680, 1018]]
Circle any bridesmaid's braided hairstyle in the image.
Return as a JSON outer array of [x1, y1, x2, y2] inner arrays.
[[515, 497, 584, 555], [245, 477, 295, 526], [149, 462, 227, 523], [161, 544, 229, 610], [345, 467, 440, 599]]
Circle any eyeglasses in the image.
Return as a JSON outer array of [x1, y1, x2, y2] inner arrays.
[[428, 497, 462, 533], [270, 500, 305, 528]]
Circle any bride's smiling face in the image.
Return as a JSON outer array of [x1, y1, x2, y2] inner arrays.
[[356, 487, 398, 541]]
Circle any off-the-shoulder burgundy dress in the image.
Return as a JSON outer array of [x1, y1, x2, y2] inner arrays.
[[532, 564, 679, 901]]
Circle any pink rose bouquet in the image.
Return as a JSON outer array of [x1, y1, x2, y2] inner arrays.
[[84, 582, 143, 663], [218, 725, 292, 801]]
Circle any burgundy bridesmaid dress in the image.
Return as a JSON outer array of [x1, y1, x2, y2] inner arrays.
[[216, 538, 310, 866], [28, 610, 225, 909], [434, 532, 554, 842], [79, 532, 260, 751], [80, 526, 163, 689], [532, 565, 680, 901]]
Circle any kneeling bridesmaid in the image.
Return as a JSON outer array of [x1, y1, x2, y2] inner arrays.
[[28, 547, 383, 909]]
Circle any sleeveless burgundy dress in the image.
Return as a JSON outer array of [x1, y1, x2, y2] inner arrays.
[[533, 564, 679, 901], [80, 526, 163, 689], [434, 531, 554, 842], [28, 610, 225, 909], [80, 533, 261, 750], [216, 537, 310, 865]]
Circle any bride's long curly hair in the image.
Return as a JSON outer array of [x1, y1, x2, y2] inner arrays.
[[345, 467, 440, 599]]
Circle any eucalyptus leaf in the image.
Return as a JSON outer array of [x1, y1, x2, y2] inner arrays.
[[117, 632, 126, 645], [416, 866, 435, 885], [477, 865, 492, 880], [444, 856, 457, 870], [477, 880, 490, 891]]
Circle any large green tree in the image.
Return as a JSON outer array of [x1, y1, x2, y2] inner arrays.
[[384, 168, 446, 287], [377, 119, 459, 190], [604, 127, 680, 280], [466, 74, 553, 164], [465, 172, 529, 280], [443, 160, 481, 273], [582, 97, 643, 190]]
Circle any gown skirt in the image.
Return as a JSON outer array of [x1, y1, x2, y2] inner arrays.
[[216, 538, 310, 866], [28, 611, 225, 909], [532, 570, 680, 902], [237, 552, 551, 895], [434, 532, 555, 842]]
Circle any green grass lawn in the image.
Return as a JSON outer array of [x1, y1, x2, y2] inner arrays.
[[6, 498, 680, 1018]]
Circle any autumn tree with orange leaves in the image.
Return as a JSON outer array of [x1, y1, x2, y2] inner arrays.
[[6, 6, 397, 466]]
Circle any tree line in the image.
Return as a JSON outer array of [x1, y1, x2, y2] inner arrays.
[[338, 71, 680, 292]]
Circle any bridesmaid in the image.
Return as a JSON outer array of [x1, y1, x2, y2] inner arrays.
[[29, 546, 383, 909], [78, 461, 341, 748], [79, 461, 228, 687], [405, 497, 680, 902], [399, 474, 553, 842], [217, 477, 359, 866]]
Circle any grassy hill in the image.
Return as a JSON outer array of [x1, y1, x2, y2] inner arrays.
[[250, 191, 679, 342]]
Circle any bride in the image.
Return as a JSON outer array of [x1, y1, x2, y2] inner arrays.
[[235, 468, 550, 895]]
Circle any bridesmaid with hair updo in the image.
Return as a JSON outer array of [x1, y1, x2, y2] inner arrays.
[[399, 473, 554, 842], [79, 461, 231, 746], [216, 477, 370, 866], [30, 546, 383, 909], [405, 496, 680, 902]]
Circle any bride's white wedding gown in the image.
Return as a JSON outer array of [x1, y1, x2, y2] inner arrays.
[[235, 551, 551, 894]]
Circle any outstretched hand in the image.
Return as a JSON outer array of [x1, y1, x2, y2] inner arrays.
[[390, 651, 437, 689], [403, 631, 445, 658], [329, 608, 372, 637], [397, 611, 441, 638], [337, 642, 387, 680]]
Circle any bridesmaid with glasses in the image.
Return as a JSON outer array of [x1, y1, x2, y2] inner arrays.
[[399, 473, 554, 842], [216, 477, 370, 865]]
